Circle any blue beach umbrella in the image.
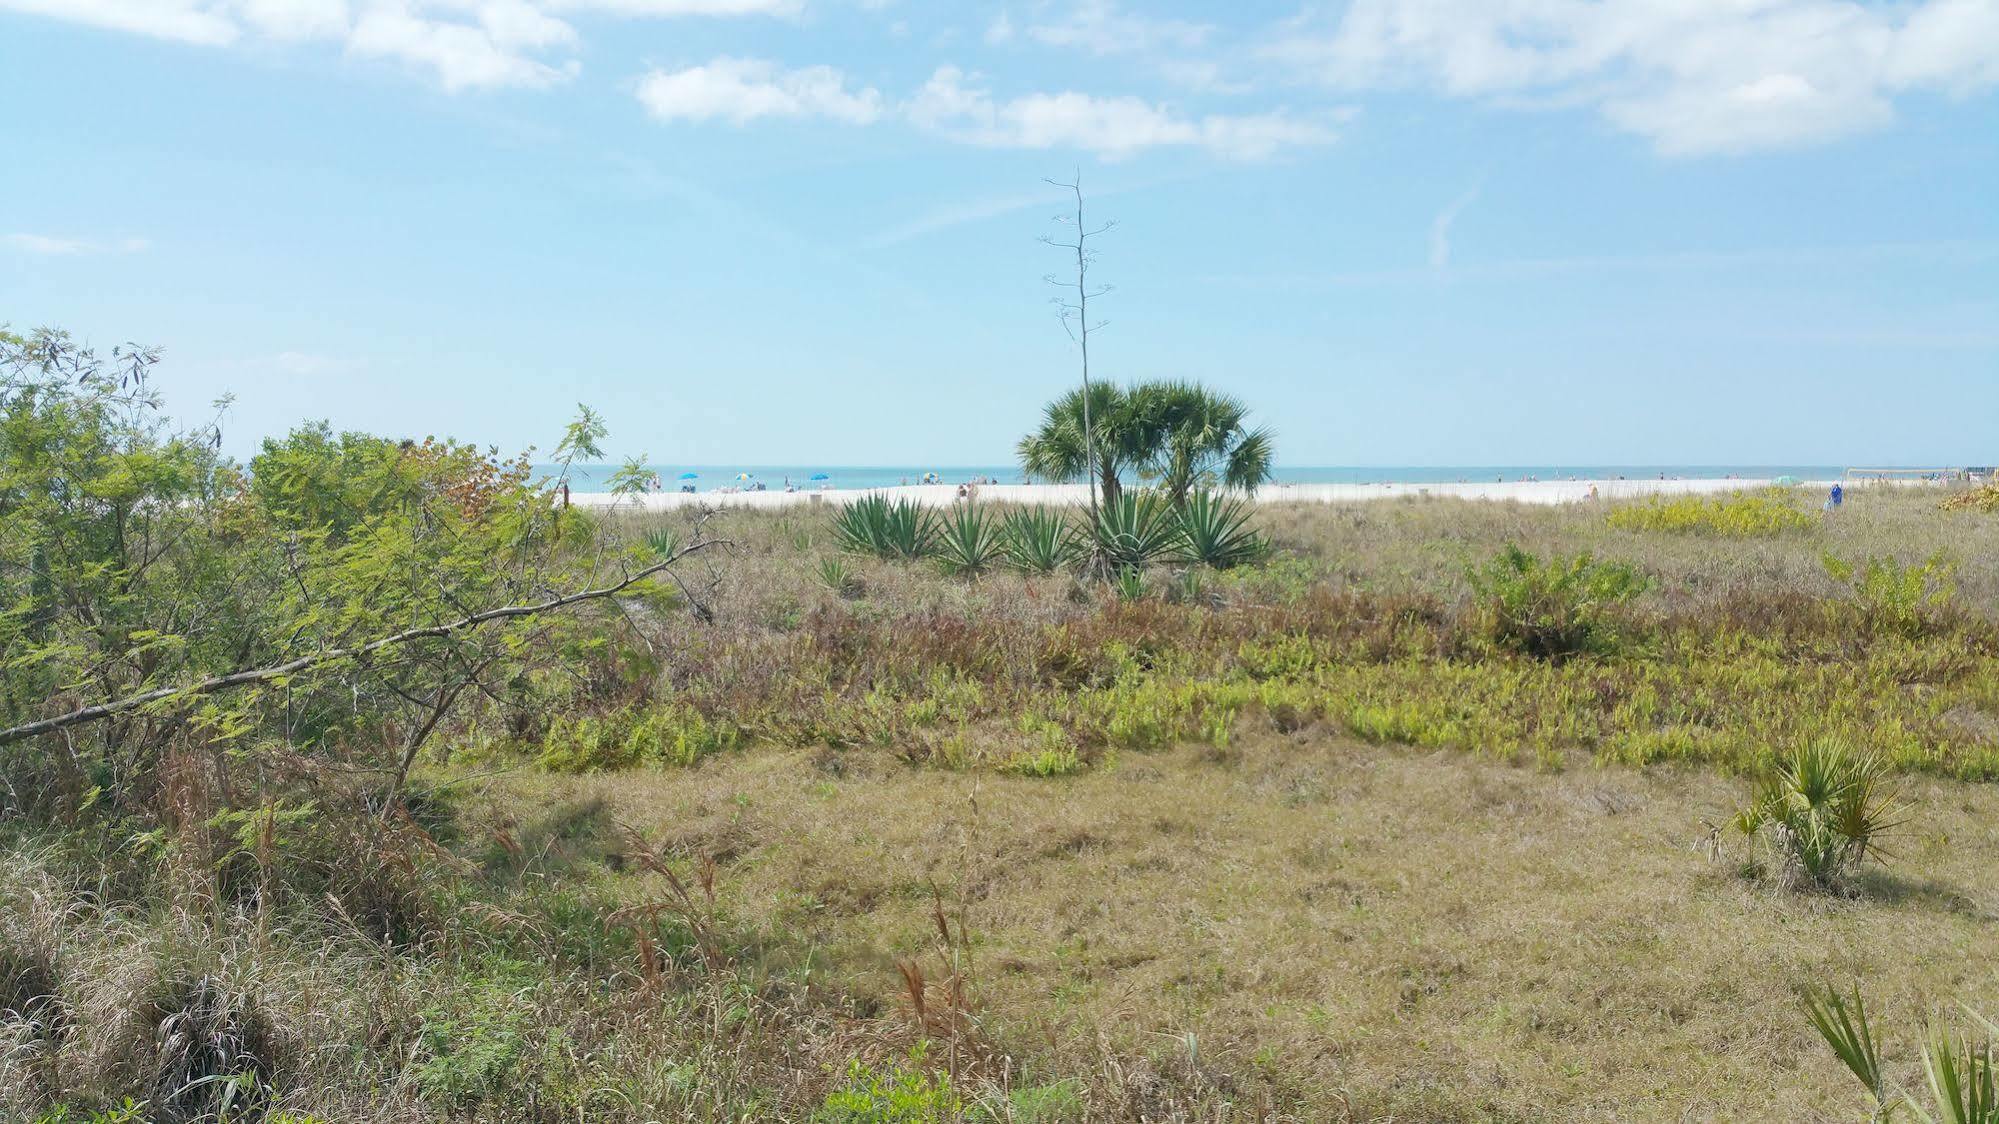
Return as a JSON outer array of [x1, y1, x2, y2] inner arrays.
[[677, 472, 698, 480], [735, 472, 754, 481], [809, 473, 830, 481]]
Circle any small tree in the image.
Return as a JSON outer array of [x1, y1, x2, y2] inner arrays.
[[1130, 380, 1275, 505]]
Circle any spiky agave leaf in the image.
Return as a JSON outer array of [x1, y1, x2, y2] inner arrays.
[[999, 506, 1080, 574], [1803, 984, 1892, 1110], [936, 504, 1000, 576], [1093, 492, 1182, 570], [1174, 490, 1267, 569]]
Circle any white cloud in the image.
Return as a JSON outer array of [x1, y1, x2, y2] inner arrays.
[[1271, 0, 1999, 155], [0, 0, 792, 92], [348, 2, 577, 91], [636, 57, 883, 124], [0, 0, 242, 44], [548, 0, 800, 14], [5, 233, 150, 255], [907, 65, 1340, 159], [1024, 0, 1210, 57]]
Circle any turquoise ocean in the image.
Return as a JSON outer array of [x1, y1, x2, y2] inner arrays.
[[542, 465, 1858, 494]]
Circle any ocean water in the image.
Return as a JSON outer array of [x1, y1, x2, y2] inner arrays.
[[542, 464, 1856, 494]]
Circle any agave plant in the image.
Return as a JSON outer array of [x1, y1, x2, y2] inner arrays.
[[1111, 565, 1149, 602], [815, 556, 861, 598], [1092, 492, 1183, 570], [1174, 490, 1267, 569], [999, 506, 1079, 574], [936, 504, 1001, 576], [1735, 739, 1904, 891], [832, 494, 936, 561]]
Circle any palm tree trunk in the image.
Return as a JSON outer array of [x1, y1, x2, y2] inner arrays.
[[1099, 462, 1122, 510]]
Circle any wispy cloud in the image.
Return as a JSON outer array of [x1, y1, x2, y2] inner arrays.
[[861, 190, 1058, 249], [5, 232, 150, 255], [1197, 240, 1999, 287], [1428, 181, 1482, 269]]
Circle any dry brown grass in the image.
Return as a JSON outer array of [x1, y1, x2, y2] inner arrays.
[[470, 730, 1999, 1121]]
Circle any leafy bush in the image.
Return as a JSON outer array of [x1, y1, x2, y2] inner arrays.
[[998, 506, 1080, 574], [1173, 490, 1267, 569], [1606, 490, 1815, 536], [1469, 545, 1649, 660], [935, 504, 1001, 576], [814, 1052, 960, 1123], [1941, 481, 1999, 513], [1092, 492, 1182, 569], [1825, 553, 1957, 638], [1734, 739, 1903, 891], [832, 495, 936, 561]]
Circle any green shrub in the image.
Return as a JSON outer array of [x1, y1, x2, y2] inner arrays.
[[1734, 739, 1904, 891], [1469, 545, 1649, 660], [998, 507, 1080, 574], [1173, 490, 1267, 569], [1824, 553, 1957, 638], [538, 705, 740, 772], [833, 495, 936, 561], [1606, 490, 1814, 536], [814, 1051, 960, 1123], [935, 504, 1001, 576]]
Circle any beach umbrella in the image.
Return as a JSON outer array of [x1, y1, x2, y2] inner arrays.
[[1774, 475, 1799, 486], [677, 472, 698, 480], [735, 472, 754, 481], [809, 473, 830, 481]]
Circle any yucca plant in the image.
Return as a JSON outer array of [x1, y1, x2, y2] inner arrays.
[[832, 494, 935, 561], [1092, 492, 1183, 570], [1173, 490, 1267, 569], [936, 504, 1001, 576], [815, 556, 861, 598], [1111, 565, 1149, 602], [1806, 983, 1999, 1122], [1735, 739, 1904, 891], [999, 506, 1079, 574]]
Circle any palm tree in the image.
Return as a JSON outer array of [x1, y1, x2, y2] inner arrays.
[[1129, 380, 1275, 506], [1016, 383, 1146, 509]]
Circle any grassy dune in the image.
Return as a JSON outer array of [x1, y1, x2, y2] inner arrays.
[[10, 486, 1999, 1121]]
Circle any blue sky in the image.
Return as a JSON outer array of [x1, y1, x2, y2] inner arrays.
[[3, 0, 1996, 467]]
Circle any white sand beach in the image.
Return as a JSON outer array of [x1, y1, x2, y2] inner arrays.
[[567, 476, 1894, 511]]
